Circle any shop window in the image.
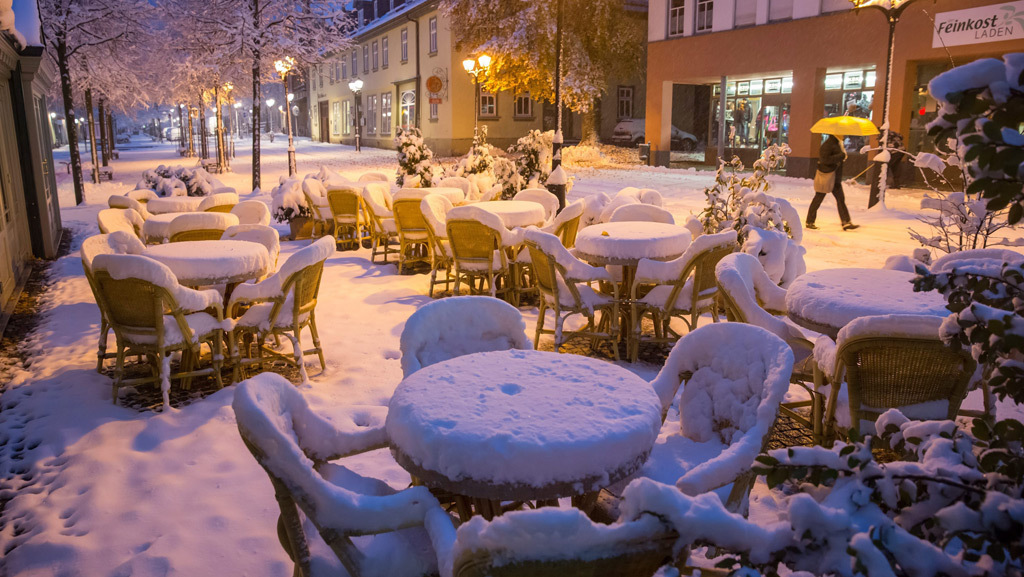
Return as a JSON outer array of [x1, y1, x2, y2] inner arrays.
[[769, 0, 793, 21], [383, 37, 389, 68], [480, 92, 497, 118], [618, 86, 634, 119], [821, 0, 849, 13], [429, 17, 438, 54], [514, 93, 532, 118], [372, 41, 379, 71], [331, 101, 340, 135], [695, 0, 713, 32], [401, 28, 409, 62], [381, 92, 392, 134], [734, 0, 755, 27], [366, 95, 378, 134], [342, 101, 351, 135], [709, 76, 792, 151], [401, 91, 417, 129], [668, 0, 686, 36]]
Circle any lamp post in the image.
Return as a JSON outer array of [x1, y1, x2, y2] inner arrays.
[[850, 0, 917, 210], [265, 98, 276, 134], [461, 54, 491, 137], [275, 57, 297, 176], [233, 102, 242, 139], [348, 78, 363, 152]]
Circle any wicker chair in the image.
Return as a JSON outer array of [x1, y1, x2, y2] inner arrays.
[[715, 252, 827, 443], [327, 186, 363, 250], [97, 208, 145, 238], [421, 194, 455, 297], [609, 204, 675, 225], [81, 232, 148, 372], [198, 192, 239, 213], [108, 195, 151, 219], [125, 189, 159, 204], [513, 188, 560, 223], [446, 206, 521, 300], [819, 314, 977, 445], [228, 237, 335, 383], [90, 254, 227, 408], [221, 224, 281, 270], [230, 200, 271, 226], [166, 211, 239, 242], [232, 373, 454, 577], [302, 189, 332, 239], [393, 198, 431, 274], [629, 231, 738, 362], [360, 183, 398, 264], [540, 198, 585, 249], [522, 229, 620, 359]]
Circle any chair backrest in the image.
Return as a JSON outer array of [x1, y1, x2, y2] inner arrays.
[[637, 188, 663, 207], [230, 200, 272, 226], [435, 176, 472, 199], [260, 237, 335, 328], [834, 315, 976, 428], [451, 508, 678, 577], [198, 192, 239, 213], [523, 229, 601, 311], [327, 186, 362, 224], [420, 193, 453, 240], [598, 195, 640, 223], [82, 232, 146, 272], [544, 199, 585, 248], [393, 198, 429, 236], [108, 194, 149, 218], [97, 208, 145, 237], [447, 219, 504, 272], [513, 188, 559, 223], [715, 253, 793, 333], [609, 203, 675, 225], [167, 211, 239, 243], [649, 231, 737, 313], [221, 224, 281, 266], [400, 296, 532, 377], [394, 188, 430, 202], [581, 193, 610, 227], [357, 171, 389, 183], [126, 189, 159, 203]]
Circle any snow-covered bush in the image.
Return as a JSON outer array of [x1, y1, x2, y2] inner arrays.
[[395, 127, 438, 187], [136, 165, 223, 197], [492, 156, 521, 200], [508, 129, 552, 190], [269, 176, 312, 223]]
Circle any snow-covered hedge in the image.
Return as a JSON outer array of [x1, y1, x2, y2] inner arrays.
[[135, 165, 224, 197]]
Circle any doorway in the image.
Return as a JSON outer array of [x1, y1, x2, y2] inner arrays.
[[318, 101, 329, 142]]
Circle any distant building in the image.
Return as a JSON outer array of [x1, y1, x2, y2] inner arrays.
[[644, 0, 1022, 175]]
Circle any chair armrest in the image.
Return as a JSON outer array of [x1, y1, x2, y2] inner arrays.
[[227, 279, 284, 316], [812, 335, 839, 382], [635, 257, 688, 284], [175, 287, 225, 314], [310, 405, 390, 461]]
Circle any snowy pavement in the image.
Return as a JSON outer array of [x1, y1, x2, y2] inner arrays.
[[0, 136, 1016, 576]]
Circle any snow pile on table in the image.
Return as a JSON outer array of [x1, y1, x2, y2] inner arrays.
[[221, 224, 281, 265], [929, 248, 1024, 273], [399, 296, 531, 377], [513, 188, 560, 223]]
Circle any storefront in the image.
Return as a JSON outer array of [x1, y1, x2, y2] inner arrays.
[[710, 76, 793, 151]]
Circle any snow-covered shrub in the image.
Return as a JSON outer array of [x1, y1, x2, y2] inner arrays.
[[507, 129, 552, 190], [395, 127, 438, 187], [909, 187, 1022, 254], [492, 156, 521, 200], [269, 176, 312, 223], [136, 165, 223, 197]]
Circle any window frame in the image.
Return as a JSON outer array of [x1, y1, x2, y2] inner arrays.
[[382, 36, 389, 68], [363, 45, 369, 74], [351, 50, 357, 74], [479, 91, 497, 118], [400, 90, 416, 130], [513, 93, 533, 118], [342, 100, 351, 135], [428, 17, 438, 54], [331, 101, 341, 135], [372, 40, 379, 71], [695, 0, 713, 32], [381, 92, 392, 135], [617, 86, 634, 120], [366, 94, 378, 134], [341, 60, 347, 80], [668, 0, 685, 37], [401, 28, 409, 62]]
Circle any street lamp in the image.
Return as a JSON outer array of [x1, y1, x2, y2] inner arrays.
[[233, 101, 242, 139], [850, 0, 918, 210], [275, 57, 297, 175], [348, 78, 364, 152], [461, 54, 491, 137], [265, 98, 276, 134]]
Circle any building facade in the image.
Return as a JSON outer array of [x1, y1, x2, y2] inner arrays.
[[645, 0, 1023, 175]]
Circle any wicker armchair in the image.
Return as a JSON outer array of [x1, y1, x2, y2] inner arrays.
[[609, 204, 675, 224], [421, 194, 455, 297], [327, 186, 363, 249], [81, 232, 148, 372], [360, 183, 398, 264], [393, 197, 432, 274], [446, 206, 521, 301], [540, 198, 585, 249], [108, 195, 151, 219], [166, 211, 239, 242], [513, 188, 560, 223], [818, 314, 977, 445], [228, 237, 335, 383], [302, 189, 332, 239], [522, 229, 620, 359], [90, 254, 227, 408], [629, 231, 738, 362], [233, 373, 455, 577], [230, 200, 271, 226], [198, 192, 239, 213], [97, 208, 145, 238]]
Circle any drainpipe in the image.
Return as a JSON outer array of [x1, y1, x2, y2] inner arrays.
[[406, 13, 421, 128]]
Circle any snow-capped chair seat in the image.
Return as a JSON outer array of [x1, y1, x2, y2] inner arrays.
[[81, 232, 148, 372], [513, 188, 560, 224], [930, 248, 1024, 273], [716, 252, 827, 443], [232, 373, 456, 577], [166, 211, 239, 243], [522, 228, 620, 360], [197, 191, 239, 213], [446, 205, 523, 300], [221, 224, 281, 270], [421, 194, 455, 298], [126, 188, 159, 204], [450, 506, 678, 577], [97, 207, 145, 238], [400, 296, 531, 378], [361, 183, 397, 264], [639, 323, 793, 513], [357, 171, 390, 183], [230, 200, 271, 226], [608, 203, 675, 225], [580, 193, 610, 227], [629, 230, 738, 362], [301, 177, 334, 237], [228, 237, 336, 383], [539, 198, 585, 249], [637, 188, 664, 207], [90, 253, 227, 409], [108, 194, 151, 219], [813, 314, 977, 444]]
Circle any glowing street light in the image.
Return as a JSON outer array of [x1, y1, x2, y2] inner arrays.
[[275, 57, 297, 175], [348, 78, 364, 152], [462, 54, 491, 136], [265, 98, 276, 134]]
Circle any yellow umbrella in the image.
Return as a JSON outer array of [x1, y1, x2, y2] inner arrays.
[[810, 115, 879, 137]]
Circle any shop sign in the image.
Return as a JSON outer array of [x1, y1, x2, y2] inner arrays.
[[865, 71, 876, 88], [765, 79, 782, 93], [825, 74, 843, 91], [844, 71, 863, 90], [737, 81, 749, 95], [749, 79, 763, 95], [429, 97, 442, 104], [781, 77, 793, 93], [933, 1, 1024, 48], [727, 83, 736, 96]]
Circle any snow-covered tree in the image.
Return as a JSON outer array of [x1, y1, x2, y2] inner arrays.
[[395, 127, 437, 187], [440, 0, 644, 143], [508, 129, 552, 189]]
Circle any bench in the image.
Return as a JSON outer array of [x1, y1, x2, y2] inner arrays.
[[91, 167, 114, 181], [201, 159, 223, 174], [110, 150, 120, 160]]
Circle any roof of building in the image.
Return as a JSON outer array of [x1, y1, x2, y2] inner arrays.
[[349, 0, 434, 37]]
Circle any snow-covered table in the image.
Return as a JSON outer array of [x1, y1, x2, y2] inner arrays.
[[574, 222, 692, 267], [146, 196, 204, 215], [786, 268, 949, 339], [142, 212, 204, 244], [386, 349, 661, 520], [473, 201, 547, 229], [144, 240, 271, 287]]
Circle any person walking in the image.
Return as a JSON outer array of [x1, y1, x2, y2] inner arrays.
[[806, 133, 859, 231]]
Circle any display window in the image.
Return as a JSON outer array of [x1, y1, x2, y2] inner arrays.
[[823, 68, 876, 151], [711, 76, 793, 150]]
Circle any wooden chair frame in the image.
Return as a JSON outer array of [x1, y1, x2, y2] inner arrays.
[[168, 229, 228, 242], [423, 215, 454, 298], [327, 188, 363, 250], [393, 199, 431, 274], [361, 195, 398, 264], [447, 219, 512, 300], [303, 190, 333, 239]]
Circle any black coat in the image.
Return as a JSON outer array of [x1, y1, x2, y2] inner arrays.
[[817, 135, 845, 175]]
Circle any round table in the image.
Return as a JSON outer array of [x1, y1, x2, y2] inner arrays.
[[473, 201, 546, 228], [786, 268, 949, 339], [574, 222, 692, 266], [144, 240, 271, 286], [142, 212, 204, 244], [147, 196, 204, 215], [386, 349, 661, 517]]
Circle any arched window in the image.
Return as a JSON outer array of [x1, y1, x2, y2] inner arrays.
[[400, 91, 416, 130]]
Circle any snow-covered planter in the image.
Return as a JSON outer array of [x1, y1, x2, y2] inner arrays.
[[395, 127, 439, 187], [269, 176, 312, 224], [136, 165, 224, 197]]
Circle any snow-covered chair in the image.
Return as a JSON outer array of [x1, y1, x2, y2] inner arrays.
[[393, 197, 431, 274], [197, 191, 239, 213], [361, 182, 397, 264], [640, 323, 793, 512], [513, 188, 559, 224], [228, 237, 336, 383], [476, 185, 503, 202], [399, 296, 531, 378], [630, 231, 738, 362], [450, 507, 678, 577], [221, 224, 281, 270], [302, 177, 333, 238], [108, 194, 151, 219], [930, 248, 1024, 273], [81, 232, 147, 372], [813, 315, 977, 445], [598, 194, 640, 223], [211, 186, 236, 195], [421, 194, 455, 298], [230, 200, 271, 226], [580, 193, 610, 227], [608, 204, 675, 225], [167, 211, 239, 242], [126, 188, 159, 204], [357, 171, 390, 183], [715, 252, 827, 443], [539, 198, 585, 248], [637, 188, 663, 207], [326, 185, 363, 250], [232, 373, 455, 577], [90, 253, 227, 409], [97, 208, 145, 238], [446, 205, 522, 301], [435, 176, 472, 201], [523, 229, 620, 359]]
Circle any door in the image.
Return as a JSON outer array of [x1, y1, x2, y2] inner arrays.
[[319, 101, 330, 142], [0, 76, 31, 306]]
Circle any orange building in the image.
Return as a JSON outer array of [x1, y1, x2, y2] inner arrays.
[[645, 0, 1024, 176]]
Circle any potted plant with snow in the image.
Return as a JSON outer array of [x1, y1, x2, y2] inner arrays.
[[270, 176, 314, 239]]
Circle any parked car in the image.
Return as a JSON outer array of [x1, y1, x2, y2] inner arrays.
[[612, 119, 698, 151], [116, 133, 131, 144]]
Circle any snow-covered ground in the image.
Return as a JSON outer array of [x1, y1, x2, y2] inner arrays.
[[0, 136, 1016, 576]]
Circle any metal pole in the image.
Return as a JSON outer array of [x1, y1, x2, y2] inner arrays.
[[547, 0, 566, 210], [285, 74, 296, 176], [473, 74, 480, 137], [873, 14, 896, 210], [718, 76, 727, 162], [355, 93, 362, 152]]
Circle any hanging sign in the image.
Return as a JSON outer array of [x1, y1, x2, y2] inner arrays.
[[933, 1, 1024, 47], [426, 76, 443, 94]]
